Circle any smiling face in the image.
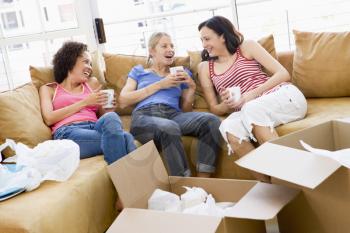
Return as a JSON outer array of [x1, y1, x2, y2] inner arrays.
[[199, 26, 226, 57], [149, 35, 175, 67], [69, 51, 92, 83]]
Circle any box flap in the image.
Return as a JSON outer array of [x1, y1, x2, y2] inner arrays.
[[225, 183, 299, 220], [333, 120, 350, 149], [236, 143, 341, 189], [169, 176, 257, 202], [107, 141, 169, 208], [107, 208, 223, 233]]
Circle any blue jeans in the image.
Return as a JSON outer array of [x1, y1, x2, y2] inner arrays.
[[54, 112, 136, 164], [131, 104, 222, 176]]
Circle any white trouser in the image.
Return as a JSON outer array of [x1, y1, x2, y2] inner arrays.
[[219, 84, 307, 154]]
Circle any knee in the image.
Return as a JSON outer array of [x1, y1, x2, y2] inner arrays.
[[204, 113, 221, 128], [124, 132, 135, 141], [196, 113, 221, 135], [157, 121, 181, 137], [102, 112, 122, 125], [227, 132, 245, 149]]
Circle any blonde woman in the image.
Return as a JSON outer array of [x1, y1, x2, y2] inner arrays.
[[119, 32, 222, 177]]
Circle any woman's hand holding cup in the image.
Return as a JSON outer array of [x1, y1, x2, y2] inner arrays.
[[100, 89, 115, 109], [222, 86, 241, 109]]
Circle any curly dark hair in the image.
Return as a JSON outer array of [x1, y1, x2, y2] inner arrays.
[[198, 16, 244, 61], [52, 41, 88, 83]]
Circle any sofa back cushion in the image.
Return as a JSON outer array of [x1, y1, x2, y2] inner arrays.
[[276, 51, 294, 77], [0, 84, 52, 158], [188, 34, 277, 109], [292, 30, 350, 97], [30, 51, 106, 89], [103, 53, 190, 115]]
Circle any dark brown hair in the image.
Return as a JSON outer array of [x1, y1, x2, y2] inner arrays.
[[52, 41, 88, 83], [198, 16, 244, 61]]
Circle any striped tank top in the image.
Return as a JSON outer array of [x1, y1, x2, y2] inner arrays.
[[209, 48, 284, 95]]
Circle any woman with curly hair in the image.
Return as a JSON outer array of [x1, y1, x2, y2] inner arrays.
[[39, 41, 136, 164]]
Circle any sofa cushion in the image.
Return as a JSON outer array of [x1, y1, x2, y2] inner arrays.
[[277, 51, 294, 77], [30, 51, 106, 89], [187, 51, 208, 109], [276, 97, 350, 136], [188, 34, 277, 109], [103, 53, 190, 115], [292, 30, 350, 97], [257, 34, 277, 60], [0, 84, 52, 158], [0, 156, 117, 233]]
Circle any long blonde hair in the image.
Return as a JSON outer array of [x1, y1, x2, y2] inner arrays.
[[147, 32, 171, 66]]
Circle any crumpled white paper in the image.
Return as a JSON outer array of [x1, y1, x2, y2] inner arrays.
[[148, 188, 181, 212], [180, 186, 208, 209], [300, 140, 350, 168], [183, 194, 228, 217], [148, 186, 235, 217], [0, 139, 80, 194]]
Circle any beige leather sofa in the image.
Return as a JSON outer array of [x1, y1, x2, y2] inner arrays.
[[0, 30, 349, 233], [0, 55, 117, 233]]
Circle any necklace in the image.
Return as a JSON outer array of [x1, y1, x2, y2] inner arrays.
[[149, 67, 169, 77]]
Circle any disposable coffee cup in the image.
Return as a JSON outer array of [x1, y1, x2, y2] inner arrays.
[[169, 66, 184, 75], [228, 86, 241, 102], [101, 89, 114, 108]]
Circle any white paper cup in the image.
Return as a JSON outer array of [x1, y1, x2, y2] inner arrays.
[[101, 89, 114, 108], [169, 66, 184, 75], [228, 86, 241, 102]]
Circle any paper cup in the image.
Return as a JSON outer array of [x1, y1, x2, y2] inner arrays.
[[101, 89, 114, 108], [169, 66, 184, 75], [228, 86, 241, 102]]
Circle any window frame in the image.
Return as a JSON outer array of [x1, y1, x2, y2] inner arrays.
[[0, 0, 98, 91]]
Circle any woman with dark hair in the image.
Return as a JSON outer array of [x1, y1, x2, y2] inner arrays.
[[39, 41, 136, 165], [197, 16, 307, 182], [119, 32, 222, 177]]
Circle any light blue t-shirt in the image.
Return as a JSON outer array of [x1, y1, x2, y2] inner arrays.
[[128, 65, 192, 112]]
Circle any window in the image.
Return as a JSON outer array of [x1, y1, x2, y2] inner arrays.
[[236, 0, 350, 51], [1, 11, 18, 29], [0, 48, 9, 92], [98, 0, 350, 55], [0, 0, 97, 91], [133, 0, 144, 6], [58, 4, 75, 23], [137, 21, 144, 27], [98, 0, 233, 56], [1, 0, 349, 91]]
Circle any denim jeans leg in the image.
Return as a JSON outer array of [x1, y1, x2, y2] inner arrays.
[[172, 112, 222, 173], [124, 132, 137, 153], [53, 122, 103, 159], [94, 112, 130, 164], [130, 112, 191, 176]]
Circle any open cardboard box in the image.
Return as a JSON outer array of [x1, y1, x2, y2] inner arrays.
[[106, 141, 299, 233], [236, 119, 350, 233]]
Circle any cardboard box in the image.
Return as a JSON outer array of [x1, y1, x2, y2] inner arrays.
[[236, 120, 350, 233], [106, 141, 299, 233]]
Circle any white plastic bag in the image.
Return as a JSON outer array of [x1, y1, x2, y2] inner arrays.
[[0, 139, 80, 193]]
